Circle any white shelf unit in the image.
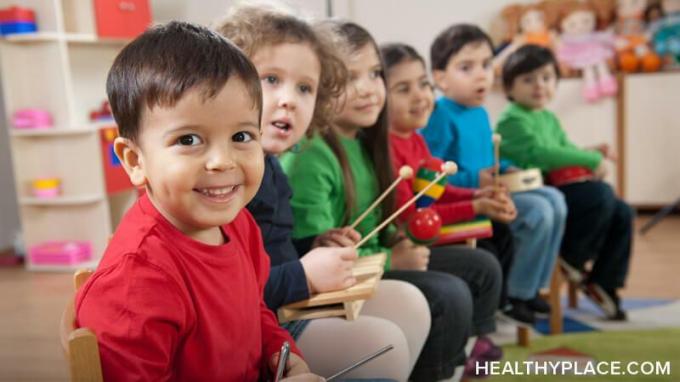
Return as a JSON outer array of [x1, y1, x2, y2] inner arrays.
[[0, 0, 135, 271]]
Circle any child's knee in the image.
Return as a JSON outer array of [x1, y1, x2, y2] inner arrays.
[[614, 199, 635, 224]]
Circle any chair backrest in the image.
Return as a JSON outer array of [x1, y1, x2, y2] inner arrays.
[[60, 269, 103, 382]]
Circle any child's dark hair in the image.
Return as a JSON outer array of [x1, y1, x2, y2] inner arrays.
[[380, 42, 425, 73], [107, 21, 261, 141], [214, 6, 347, 137], [501, 44, 560, 98], [430, 24, 494, 71], [316, 20, 395, 226]]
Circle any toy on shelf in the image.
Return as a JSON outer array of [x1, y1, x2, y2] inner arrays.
[[499, 168, 544, 193], [649, 0, 680, 65], [93, 0, 151, 39], [89, 101, 113, 122], [12, 109, 52, 129], [406, 208, 442, 245], [615, 0, 662, 72], [100, 126, 134, 194], [556, 0, 619, 102], [28, 241, 92, 266], [494, 2, 560, 71], [31, 177, 61, 198], [0, 6, 36, 36]]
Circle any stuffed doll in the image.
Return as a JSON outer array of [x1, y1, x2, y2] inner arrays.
[[494, 2, 559, 72], [557, 0, 618, 102]]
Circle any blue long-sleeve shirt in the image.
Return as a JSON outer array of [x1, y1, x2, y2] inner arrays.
[[247, 155, 309, 311], [420, 97, 511, 188]]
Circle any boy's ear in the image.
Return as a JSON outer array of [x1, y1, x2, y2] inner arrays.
[[432, 70, 447, 91], [113, 137, 147, 187]]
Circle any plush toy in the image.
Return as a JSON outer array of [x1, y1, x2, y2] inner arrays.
[[649, 0, 680, 65], [406, 208, 442, 245], [556, 0, 619, 102], [494, 2, 560, 72], [615, 0, 663, 71]]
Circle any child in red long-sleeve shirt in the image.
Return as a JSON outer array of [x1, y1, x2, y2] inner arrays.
[[75, 22, 320, 381]]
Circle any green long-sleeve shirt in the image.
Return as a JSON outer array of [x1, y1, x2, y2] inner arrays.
[[280, 134, 394, 269], [495, 103, 602, 172]]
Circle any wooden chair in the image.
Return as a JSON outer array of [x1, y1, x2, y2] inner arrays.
[[59, 269, 103, 382]]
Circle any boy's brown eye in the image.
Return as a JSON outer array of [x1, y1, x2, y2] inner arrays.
[[233, 131, 254, 143], [177, 134, 202, 146]]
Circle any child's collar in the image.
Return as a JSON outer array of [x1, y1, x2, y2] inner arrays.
[[438, 96, 476, 111]]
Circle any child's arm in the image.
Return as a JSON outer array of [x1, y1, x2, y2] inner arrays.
[[497, 114, 602, 171], [264, 262, 310, 310], [242, 212, 304, 369], [282, 143, 340, 240], [75, 257, 187, 381]]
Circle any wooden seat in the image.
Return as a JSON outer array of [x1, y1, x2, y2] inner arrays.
[[59, 269, 103, 382]]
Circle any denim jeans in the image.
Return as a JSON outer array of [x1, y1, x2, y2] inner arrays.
[[507, 186, 567, 299]]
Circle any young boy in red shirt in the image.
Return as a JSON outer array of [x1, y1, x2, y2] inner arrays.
[[75, 21, 320, 381]]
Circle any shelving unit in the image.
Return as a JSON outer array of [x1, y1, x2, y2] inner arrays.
[[0, 0, 138, 271]]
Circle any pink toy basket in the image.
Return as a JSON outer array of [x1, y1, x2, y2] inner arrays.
[[12, 108, 53, 129], [29, 241, 92, 265]]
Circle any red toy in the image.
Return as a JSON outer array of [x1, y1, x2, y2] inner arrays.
[[406, 208, 442, 245], [94, 0, 151, 38], [90, 101, 113, 121], [100, 126, 134, 194], [0, 6, 35, 22], [0, 6, 37, 35], [547, 166, 594, 186]]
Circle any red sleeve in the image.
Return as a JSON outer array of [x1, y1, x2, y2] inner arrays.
[[395, 176, 418, 224], [75, 254, 189, 382], [432, 200, 476, 225], [439, 184, 476, 203], [241, 210, 302, 364]]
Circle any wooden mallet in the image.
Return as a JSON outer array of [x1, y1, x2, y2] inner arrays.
[[492, 133, 502, 191], [349, 165, 413, 230], [354, 161, 457, 249]]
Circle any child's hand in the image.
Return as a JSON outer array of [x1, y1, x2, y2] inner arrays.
[[478, 166, 498, 188], [270, 352, 325, 381], [473, 196, 517, 223], [473, 183, 508, 199], [300, 247, 357, 294], [594, 143, 617, 162], [594, 161, 608, 180], [312, 227, 362, 248], [390, 238, 430, 271]]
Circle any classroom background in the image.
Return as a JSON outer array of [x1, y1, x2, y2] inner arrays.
[[0, 0, 679, 381]]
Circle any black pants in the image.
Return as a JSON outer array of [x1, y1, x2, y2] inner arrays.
[[477, 221, 515, 308], [558, 181, 633, 289], [428, 245, 502, 336], [383, 270, 471, 381]]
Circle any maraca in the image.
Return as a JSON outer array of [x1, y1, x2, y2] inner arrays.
[[406, 207, 442, 245]]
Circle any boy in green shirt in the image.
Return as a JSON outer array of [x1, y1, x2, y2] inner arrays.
[[496, 45, 633, 320]]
